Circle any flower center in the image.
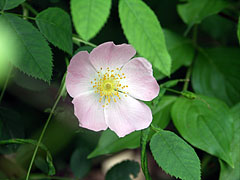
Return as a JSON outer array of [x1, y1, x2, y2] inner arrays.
[[91, 67, 129, 107]]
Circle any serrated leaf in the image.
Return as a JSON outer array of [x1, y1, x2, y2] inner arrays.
[[177, 0, 228, 25], [119, 0, 172, 76], [70, 147, 91, 178], [0, 0, 25, 10], [88, 129, 140, 158], [0, 13, 53, 82], [70, 0, 111, 41], [36, 7, 73, 55], [171, 96, 233, 166], [105, 160, 140, 180], [154, 29, 194, 79], [192, 48, 240, 106], [150, 130, 201, 180], [219, 103, 240, 180]]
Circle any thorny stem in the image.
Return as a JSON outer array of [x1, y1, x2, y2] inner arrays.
[[25, 75, 66, 180], [0, 65, 12, 104]]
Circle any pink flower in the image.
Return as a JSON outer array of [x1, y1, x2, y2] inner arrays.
[[66, 42, 159, 137]]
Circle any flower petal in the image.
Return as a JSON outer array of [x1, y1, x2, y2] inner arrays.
[[121, 57, 159, 101], [66, 51, 97, 98], [72, 91, 107, 131], [89, 42, 136, 71], [105, 94, 152, 137]]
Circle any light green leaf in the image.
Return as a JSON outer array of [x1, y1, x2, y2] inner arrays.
[[192, 48, 240, 106], [88, 129, 140, 158], [238, 17, 240, 44], [70, 0, 111, 41], [177, 0, 228, 25], [0, 13, 53, 82], [0, 0, 25, 10], [36, 7, 73, 55], [171, 96, 233, 166], [70, 147, 91, 178], [219, 103, 240, 180], [119, 0, 172, 76], [150, 130, 201, 180], [105, 160, 140, 180], [154, 29, 194, 79]]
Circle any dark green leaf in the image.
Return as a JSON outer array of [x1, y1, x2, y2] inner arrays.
[[105, 160, 140, 180], [177, 0, 228, 25], [70, 147, 91, 178], [171, 96, 233, 166], [238, 17, 240, 44], [119, 0, 172, 76], [36, 7, 73, 55], [0, 14, 53, 82], [154, 29, 194, 79], [0, 0, 25, 10], [0, 107, 24, 153], [70, 0, 111, 41], [88, 129, 140, 158], [150, 130, 201, 180], [219, 103, 240, 180], [192, 48, 240, 106]]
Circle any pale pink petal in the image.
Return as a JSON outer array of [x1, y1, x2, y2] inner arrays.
[[121, 57, 159, 101], [89, 42, 136, 71], [72, 92, 107, 131], [104, 94, 152, 137], [66, 51, 97, 98]]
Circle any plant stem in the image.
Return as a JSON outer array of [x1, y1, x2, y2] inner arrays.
[[22, 2, 38, 16], [25, 75, 66, 180], [0, 65, 12, 104], [72, 34, 97, 47]]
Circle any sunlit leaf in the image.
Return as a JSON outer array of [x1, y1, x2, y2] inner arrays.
[[171, 96, 233, 166], [70, 0, 111, 41], [119, 0, 172, 76], [150, 130, 201, 180], [36, 7, 73, 55]]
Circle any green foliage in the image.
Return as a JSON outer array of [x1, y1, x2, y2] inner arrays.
[[0, 14, 53, 82], [177, 0, 228, 25], [0, 0, 25, 10], [36, 7, 73, 55], [105, 160, 140, 180], [155, 29, 194, 79], [88, 129, 140, 158], [70, 0, 111, 41], [70, 147, 91, 178], [219, 103, 240, 180], [119, 0, 172, 76], [238, 17, 240, 44], [171, 96, 233, 166], [192, 48, 240, 106], [150, 130, 201, 180]]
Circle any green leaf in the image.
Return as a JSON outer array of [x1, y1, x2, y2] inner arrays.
[[70, 0, 111, 41], [0, 107, 24, 153], [0, 0, 25, 10], [238, 17, 240, 44], [105, 160, 140, 180], [177, 0, 228, 25], [154, 29, 194, 79], [171, 96, 234, 166], [192, 48, 240, 106], [70, 147, 91, 178], [36, 7, 73, 55], [0, 13, 53, 82], [150, 130, 201, 180], [219, 103, 240, 180], [152, 96, 177, 129], [88, 129, 140, 158], [119, 0, 172, 76]]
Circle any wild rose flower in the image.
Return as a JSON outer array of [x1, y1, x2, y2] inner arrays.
[[66, 42, 159, 137]]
